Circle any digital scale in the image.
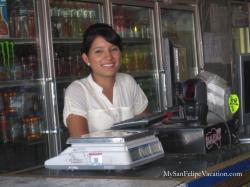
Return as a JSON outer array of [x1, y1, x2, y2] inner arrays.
[[45, 130, 164, 170]]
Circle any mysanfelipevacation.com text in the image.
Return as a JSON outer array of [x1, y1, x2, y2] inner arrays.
[[162, 170, 242, 178]]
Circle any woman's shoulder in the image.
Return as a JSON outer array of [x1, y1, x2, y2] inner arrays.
[[65, 77, 89, 93], [117, 73, 135, 82]]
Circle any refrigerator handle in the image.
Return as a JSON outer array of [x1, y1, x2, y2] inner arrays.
[[40, 129, 60, 134], [159, 70, 169, 111]]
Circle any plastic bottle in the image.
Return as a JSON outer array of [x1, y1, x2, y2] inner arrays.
[[23, 116, 40, 141], [75, 9, 84, 38], [14, 0, 29, 38], [62, 8, 72, 38], [6, 108, 22, 142], [67, 56, 73, 76], [27, 9, 36, 38]]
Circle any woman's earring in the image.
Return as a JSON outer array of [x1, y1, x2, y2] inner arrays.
[[87, 62, 90, 66]]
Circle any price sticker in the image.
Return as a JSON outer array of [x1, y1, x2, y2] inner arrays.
[[228, 94, 240, 114], [89, 152, 103, 165]]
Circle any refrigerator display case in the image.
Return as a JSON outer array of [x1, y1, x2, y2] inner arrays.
[[48, 0, 105, 150], [231, 2, 250, 140], [110, 1, 161, 112], [0, 0, 49, 172], [156, 3, 203, 108]]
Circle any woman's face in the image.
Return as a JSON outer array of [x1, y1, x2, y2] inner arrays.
[[82, 36, 121, 79]]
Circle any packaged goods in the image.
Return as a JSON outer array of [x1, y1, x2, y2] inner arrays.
[[0, 0, 9, 38]]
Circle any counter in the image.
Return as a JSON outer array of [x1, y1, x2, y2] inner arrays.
[[1, 143, 250, 187]]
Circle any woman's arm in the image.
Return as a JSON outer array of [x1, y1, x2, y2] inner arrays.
[[66, 114, 89, 138]]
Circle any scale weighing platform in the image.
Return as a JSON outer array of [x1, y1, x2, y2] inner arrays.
[[45, 130, 164, 170]]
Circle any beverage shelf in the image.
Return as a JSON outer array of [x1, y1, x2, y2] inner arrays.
[[130, 70, 157, 78], [53, 38, 82, 44], [52, 38, 151, 45], [55, 76, 83, 84], [123, 38, 151, 45], [0, 138, 45, 147], [0, 38, 37, 45], [0, 79, 44, 88]]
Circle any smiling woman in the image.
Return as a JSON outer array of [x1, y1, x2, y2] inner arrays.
[[63, 23, 149, 138]]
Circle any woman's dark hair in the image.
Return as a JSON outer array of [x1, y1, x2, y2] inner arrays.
[[81, 23, 122, 55]]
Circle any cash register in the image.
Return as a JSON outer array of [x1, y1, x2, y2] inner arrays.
[[111, 77, 237, 154]]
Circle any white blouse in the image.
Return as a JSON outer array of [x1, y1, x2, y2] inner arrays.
[[63, 73, 148, 132]]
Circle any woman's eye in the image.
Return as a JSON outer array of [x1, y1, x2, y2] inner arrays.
[[111, 47, 119, 51], [94, 49, 103, 54]]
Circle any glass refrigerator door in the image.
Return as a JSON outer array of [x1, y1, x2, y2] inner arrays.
[[0, 0, 48, 172], [49, 0, 104, 150], [161, 8, 199, 81], [160, 6, 200, 107], [111, 3, 160, 111], [232, 2, 249, 55]]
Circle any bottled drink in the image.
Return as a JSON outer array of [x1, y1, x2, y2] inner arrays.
[[0, 65, 7, 81], [120, 52, 128, 72], [0, 92, 3, 111], [8, 3, 16, 37], [3, 90, 10, 109], [114, 14, 125, 38], [75, 9, 84, 38], [27, 9, 36, 38], [0, 111, 10, 144], [27, 54, 37, 78], [54, 52, 61, 77], [128, 23, 134, 38], [23, 116, 40, 141], [10, 60, 22, 80], [88, 9, 96, 20], [60, 57, 66, 77], [14, 0, 29, 38], [68, 56, 73, 76], [133, 47, 140, 70], [0, 41, 7, 80], [62, 8, 72, 38], [51, 7, 62, 38], [9, 88, 25, 118], [136, 47, 144, 71], [125, 49, 134, 72], [70, 8, 77, 38], [0, 6, 9, 37], [82, 8, 92, 29], [75, 55, 84, 76], [132, 23, 140, 38], [6, 108, 22, 142], [21, 56, 34, 79], [140, 19, 150, 39], [22, 117, 27, 139], [51, 8, 59, 38]]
